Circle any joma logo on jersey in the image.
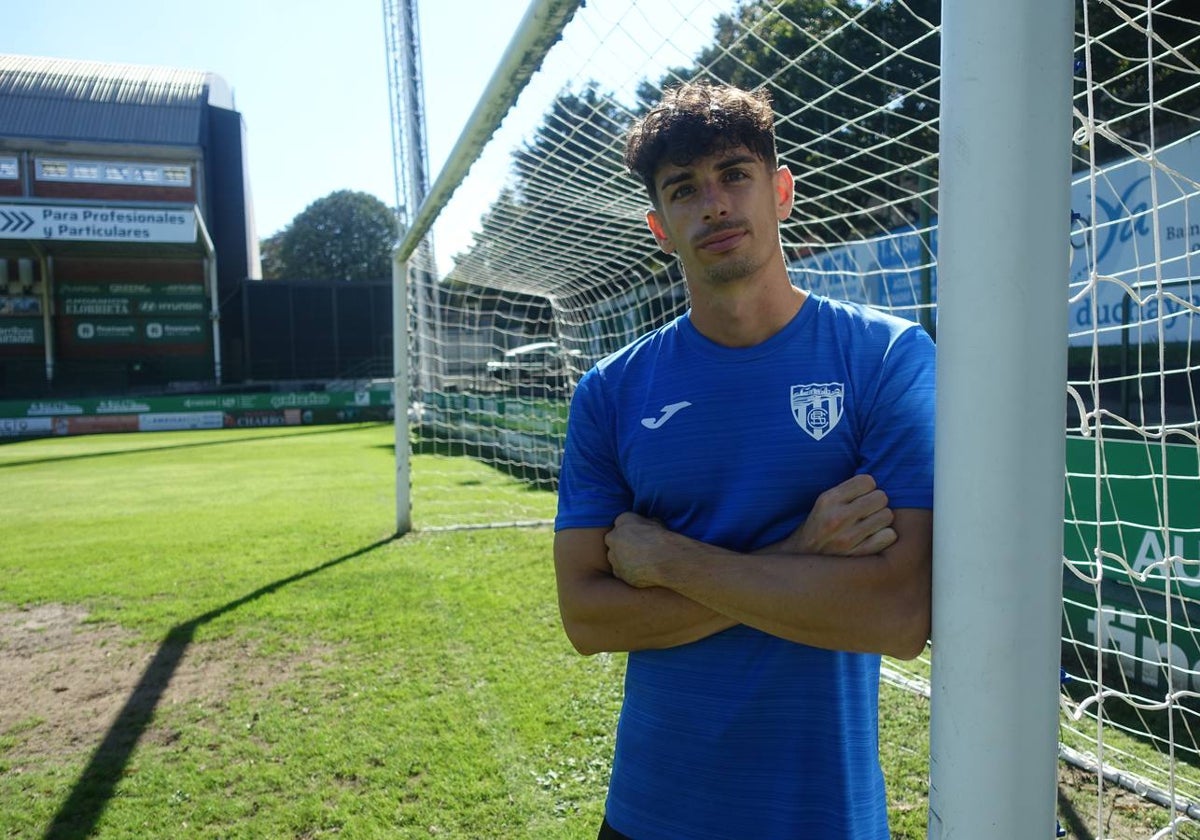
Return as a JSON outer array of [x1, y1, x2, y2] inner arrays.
[[791, 383, 844, 440]]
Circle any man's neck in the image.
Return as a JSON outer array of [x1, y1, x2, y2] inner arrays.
[[687, 265, 807, 348]]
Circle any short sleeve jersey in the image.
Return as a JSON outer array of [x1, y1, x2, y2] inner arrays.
[[555, 295, 935, 840]]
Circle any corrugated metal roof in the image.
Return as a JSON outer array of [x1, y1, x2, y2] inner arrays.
[[0, 54, 234, 147]]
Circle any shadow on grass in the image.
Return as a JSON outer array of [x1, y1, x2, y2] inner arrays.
[[42, 534, 397, 840], [2, 424, 387, 471], [1057, 785, 1092, 839]]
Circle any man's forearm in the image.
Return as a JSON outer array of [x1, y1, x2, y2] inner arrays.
[[553, 527, 737, 655], [558, 570, 736, 655], [658, 544, 926, 658], [607, 510, 932, 659]]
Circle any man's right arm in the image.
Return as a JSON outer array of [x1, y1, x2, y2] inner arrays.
[[554, 527, 736, 655], [554, 474, 896, 655]]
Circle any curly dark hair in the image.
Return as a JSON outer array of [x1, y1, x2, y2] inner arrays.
[[624, 82, 778, 204]]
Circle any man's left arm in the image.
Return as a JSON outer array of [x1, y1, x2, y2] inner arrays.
[[606, 506, 931, 660]]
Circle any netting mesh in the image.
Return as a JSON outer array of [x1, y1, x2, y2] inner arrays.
[[1059, 1, 1200, 831], [404, 1, 1200, 833], [409, 0, 941, 524]]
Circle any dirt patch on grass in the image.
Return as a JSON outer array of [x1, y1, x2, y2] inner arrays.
[[0, 603, 314, 764]]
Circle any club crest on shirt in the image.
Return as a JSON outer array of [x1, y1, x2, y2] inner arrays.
[[790, 382, 844, 441]]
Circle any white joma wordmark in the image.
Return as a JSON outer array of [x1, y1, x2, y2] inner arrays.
[[641, 401, 692, 429]]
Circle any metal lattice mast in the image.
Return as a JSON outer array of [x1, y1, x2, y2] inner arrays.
[[383, 0, 431, 233], [383, 0, 437, 535], [384, 0, 440, 391], [385, 0, 584, 533]]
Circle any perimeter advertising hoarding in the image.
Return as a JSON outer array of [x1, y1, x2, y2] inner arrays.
[[54, 280, 210, 356], [0, 296, 45, 357], [0, 318, 43, 348], [1061, 435, 1200, 694], [416, 392, 570, 478], [56, 281, 207, 317], [0, 388, 394, 439], [786, 222, 937, 328], [788, 131, 1200, 346], [57, 317, 209, 354], [0, 417, 52, 437]]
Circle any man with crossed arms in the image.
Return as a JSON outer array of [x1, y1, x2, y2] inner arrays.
[[554, 82, 935, 839]]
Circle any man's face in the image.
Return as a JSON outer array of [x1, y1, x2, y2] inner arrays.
[[645, 146, 794, 287]]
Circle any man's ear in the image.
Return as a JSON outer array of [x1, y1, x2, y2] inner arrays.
[[646, 208, 674, 255], [775, 165, 795, 220]]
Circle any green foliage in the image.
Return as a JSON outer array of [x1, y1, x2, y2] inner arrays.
[[257, 228, 286, 280], [1073, 0, 1200, 169], [640, 0, 941, 243], [452, 0, 945, 291], [453, 84, 651, 289], [271, 190, 398, 282], [511, 83, 630, 206]]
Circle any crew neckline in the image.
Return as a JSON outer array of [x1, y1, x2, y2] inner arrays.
[[679, 294, 821, 361]]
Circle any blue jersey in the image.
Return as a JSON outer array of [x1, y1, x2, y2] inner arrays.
[[556, 295, 935, 840]]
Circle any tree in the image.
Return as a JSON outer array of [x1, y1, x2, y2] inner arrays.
[[258, 229, 286, 280], [1072, 0, 1200, 169], [451, 1, 945, 288], [273, 190, 398, 281], [639, 0, 941, 244], [511, 82, 629, 207], [448, 86, 662, 301]]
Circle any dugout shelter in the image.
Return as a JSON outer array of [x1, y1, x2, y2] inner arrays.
[[0, 54, 258, 397]]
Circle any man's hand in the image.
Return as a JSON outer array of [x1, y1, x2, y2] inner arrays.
[[606, 474, 896, 592], [605, 512, 680, 589], [587, 474, 928, 656], [772, 474, 896, 557]]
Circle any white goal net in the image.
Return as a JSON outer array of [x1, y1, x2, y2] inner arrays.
[[407, 0, 939, 524], [1059, 1, 1200, 835], [401, 0, 1200, 834]]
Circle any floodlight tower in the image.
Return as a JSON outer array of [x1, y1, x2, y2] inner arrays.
[[383, 0, 431, 234], [384, 0, 438, 534]]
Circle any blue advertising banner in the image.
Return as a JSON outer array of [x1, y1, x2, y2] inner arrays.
[[788, 130, 1200, 346]]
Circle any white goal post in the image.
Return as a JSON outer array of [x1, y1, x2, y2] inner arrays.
[[928, 1, 1072, 836], [389, 0, 584, 533]]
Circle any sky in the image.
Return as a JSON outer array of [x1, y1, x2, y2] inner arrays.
[[4, 0, 723, 272]]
